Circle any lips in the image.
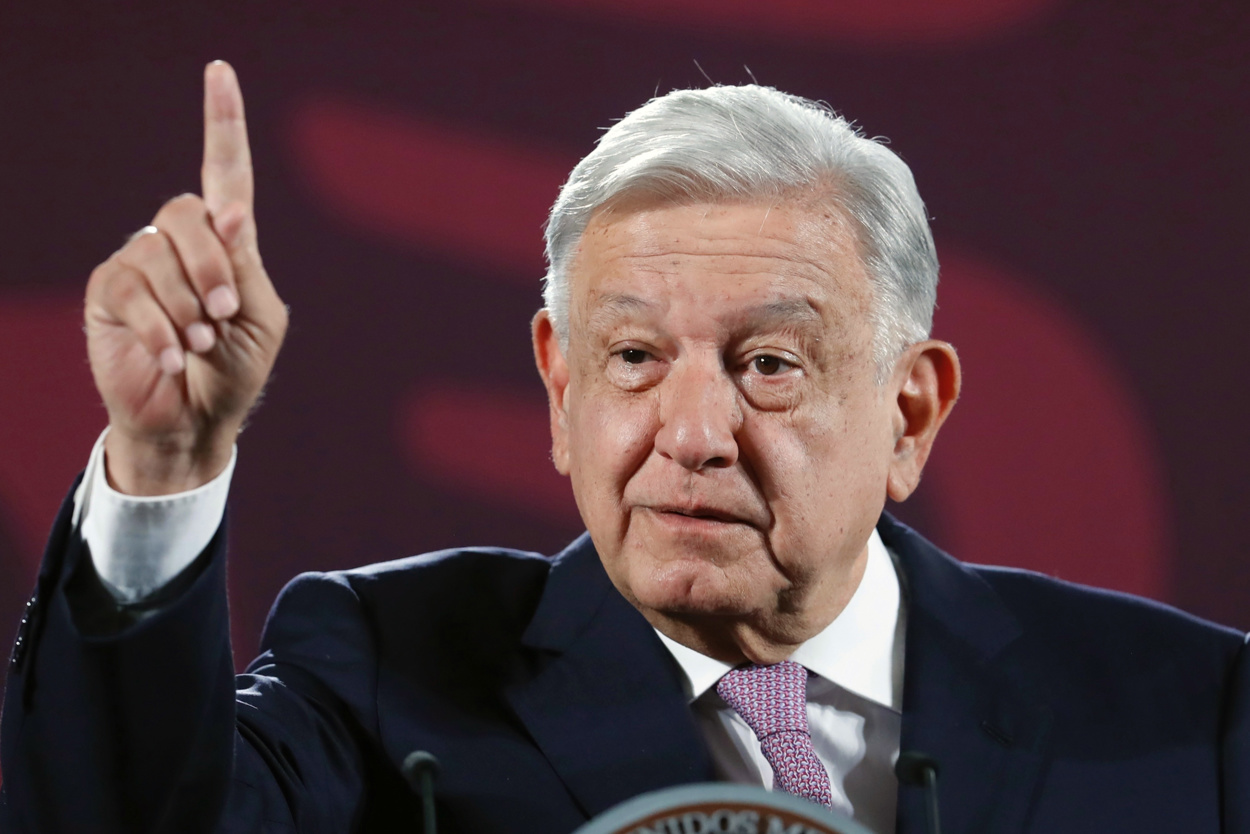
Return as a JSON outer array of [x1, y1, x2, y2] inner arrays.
[[645, 504, 756, 527]]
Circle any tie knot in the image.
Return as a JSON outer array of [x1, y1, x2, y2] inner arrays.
[[715, 660, 810, 739]]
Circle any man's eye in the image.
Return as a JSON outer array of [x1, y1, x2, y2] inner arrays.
[[620, 349, 649, 365], [752, 355, 791, 375]]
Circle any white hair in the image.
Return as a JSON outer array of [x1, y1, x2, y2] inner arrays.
[[541, 84, 938, 379]]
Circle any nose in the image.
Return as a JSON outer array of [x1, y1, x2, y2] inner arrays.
[[654, 357, 742, 471]]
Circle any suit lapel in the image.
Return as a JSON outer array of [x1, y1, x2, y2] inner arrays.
[[506, 521, 1055, 830], [881, 516, 1053, 834], [505, 534, 715, 819]]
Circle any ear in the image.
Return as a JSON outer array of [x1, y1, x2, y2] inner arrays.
[[886, 340, 961, 502], [532, 309, 572, 475]]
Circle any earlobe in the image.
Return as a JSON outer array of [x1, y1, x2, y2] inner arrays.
[[532, 310, 572, 475], [886, 340, 961, 502]]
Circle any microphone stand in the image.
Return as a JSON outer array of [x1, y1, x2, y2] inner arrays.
[[402, 750, 442, 834], [895, 750, 942, 834]]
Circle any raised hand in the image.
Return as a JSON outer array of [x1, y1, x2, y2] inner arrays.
[[85, 61, 288, 495]]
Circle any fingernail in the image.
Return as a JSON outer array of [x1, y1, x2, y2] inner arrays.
[[186, 322, 216, 353], [159, 347, 186, 375], [206, 286, 239, 319]]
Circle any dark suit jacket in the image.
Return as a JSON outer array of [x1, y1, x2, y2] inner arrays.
[[2, 483, 1249, 833]]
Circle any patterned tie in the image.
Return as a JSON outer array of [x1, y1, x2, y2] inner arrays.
[[716, 661, 834, 808]]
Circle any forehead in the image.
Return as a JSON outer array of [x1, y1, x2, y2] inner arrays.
[[567, 198, 873, 334]]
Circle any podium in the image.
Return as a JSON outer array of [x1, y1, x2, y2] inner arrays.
[[573, 784, 875, 834]]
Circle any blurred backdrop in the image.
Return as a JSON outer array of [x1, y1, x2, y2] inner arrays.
[[0, 0, 1247, 679]]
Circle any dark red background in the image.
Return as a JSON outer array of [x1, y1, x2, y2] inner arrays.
[[1, 0, 1247, 686]]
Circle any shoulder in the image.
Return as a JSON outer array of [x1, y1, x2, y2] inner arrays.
[[345, 543, 554, 596], [879, 513, 1245, 692], [881, 511, 1242, 647], [262, 539, 582, 673], [969, 563, 1246, 711], [997, 577, 1247, 782], [274, 543, 558, 624], [972, 560, 1242, 648]]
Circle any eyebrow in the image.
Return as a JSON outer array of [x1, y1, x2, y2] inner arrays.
[[593, 292, 655, 316], [737, 298, 824, 330], [586, 293, 824, 332], [584, 293, 656, 334]]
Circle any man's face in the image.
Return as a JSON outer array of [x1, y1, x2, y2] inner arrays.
[[536, 197, 909, 661]]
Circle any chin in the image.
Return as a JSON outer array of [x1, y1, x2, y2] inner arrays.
[[625, 558, 777, 619]]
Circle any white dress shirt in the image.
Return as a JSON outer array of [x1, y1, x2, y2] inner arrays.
[[655, 530, 906, 834], [76, 428, 905, 833], [75, 429, 234, 602]]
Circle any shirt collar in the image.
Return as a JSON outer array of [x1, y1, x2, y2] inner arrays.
[[655, 528, 903, 711]]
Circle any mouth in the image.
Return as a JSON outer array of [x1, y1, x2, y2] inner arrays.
[[645, 504, 754, 528]]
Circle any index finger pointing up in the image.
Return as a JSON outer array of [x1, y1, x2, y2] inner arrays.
[[201, 61, 253, 217]]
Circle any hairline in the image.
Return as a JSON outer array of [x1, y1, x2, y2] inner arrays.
[[540, 85, 938, 383]]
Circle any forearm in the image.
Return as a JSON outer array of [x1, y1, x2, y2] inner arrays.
[[1, 472, 374, 834], [1, 486, 236, 833]]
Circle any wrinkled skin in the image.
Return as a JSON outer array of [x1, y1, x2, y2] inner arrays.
[[533, 198, 960, 664]]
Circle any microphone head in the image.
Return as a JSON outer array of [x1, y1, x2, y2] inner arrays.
[[894, 751, 940, 786], [402, 750, 442, 783]]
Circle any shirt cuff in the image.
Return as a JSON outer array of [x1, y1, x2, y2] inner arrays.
[[73, 428, 236, 603]]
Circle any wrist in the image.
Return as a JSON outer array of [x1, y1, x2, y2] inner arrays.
[[103, 425, 238, 496]]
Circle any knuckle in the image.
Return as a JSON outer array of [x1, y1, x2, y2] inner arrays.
[[167, 192, 204, 212], [138, 318, 175, 351], [86, 261, 114, 296], [102, 266, 144, 307], [185, 248, 229, 290], [154, 193, 207, 226], [154, 291, 196, 327], [167, 292, 203, 326]]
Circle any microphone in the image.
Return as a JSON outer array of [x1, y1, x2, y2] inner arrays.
[[402, 750, 442, 834], [894, 751, 941, 834]]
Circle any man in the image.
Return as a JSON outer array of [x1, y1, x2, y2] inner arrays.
[[1, 62, 1247, 834]]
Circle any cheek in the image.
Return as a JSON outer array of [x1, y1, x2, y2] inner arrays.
[[566, 384, 657, 509], [749, 425, 833, 550], [749, 404, 892, 552]]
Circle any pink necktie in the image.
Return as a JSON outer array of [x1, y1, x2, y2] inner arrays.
[[716, 661, 834, 808]]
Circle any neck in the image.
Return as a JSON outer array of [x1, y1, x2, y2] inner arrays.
[[647, 614, 803, 666]]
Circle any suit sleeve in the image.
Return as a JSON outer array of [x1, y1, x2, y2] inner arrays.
[[1223, 633, 1250, 833], [0, 480, 382, 833]]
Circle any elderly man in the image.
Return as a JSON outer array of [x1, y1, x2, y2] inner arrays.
[[2, 62, 1247, 834]]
